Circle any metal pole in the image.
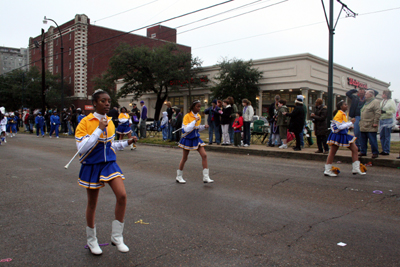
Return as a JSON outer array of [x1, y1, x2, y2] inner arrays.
[[327, 0, 334, 122], [41, 29, 46, 113]]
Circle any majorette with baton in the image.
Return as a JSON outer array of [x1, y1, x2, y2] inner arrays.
[[74, 89, 137, 255], [176, 100, 214, 184]]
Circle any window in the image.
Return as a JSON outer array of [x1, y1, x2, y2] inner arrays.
[[69, 61, 71, 69], [56, 54, 58, 59], [56, 38, 58, 46], [69, 77, 72, 84], [69, 48, 71, 55], [69, 33, 72, 40], [56, 65, 58, 73], [151, 33, 156, 38]]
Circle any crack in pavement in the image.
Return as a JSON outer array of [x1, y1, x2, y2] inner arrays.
[[287, 196, 387, 248], [271, 178, 289, 188], [134, 253, 168, 267], [249, 224, 289, 237]]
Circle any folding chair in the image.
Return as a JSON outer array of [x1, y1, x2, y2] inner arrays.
[[251, 120, 265, 144]]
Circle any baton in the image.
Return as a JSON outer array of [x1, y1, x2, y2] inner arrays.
[[64, 136, 90, 169], [172, 127, 182, 134]]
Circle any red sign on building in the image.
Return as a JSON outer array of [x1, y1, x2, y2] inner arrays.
[[348, 78, 367, 89], [85, 105, 94, 110]]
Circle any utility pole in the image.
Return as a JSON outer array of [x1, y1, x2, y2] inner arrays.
[[321, 0, 357, 122], [41, 28, 46, 113]]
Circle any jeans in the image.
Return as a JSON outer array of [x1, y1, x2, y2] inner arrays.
[[228, 121, 234, 143], [379, 118, 393, 153], [208, 121, 221, 144], [243, 121, 251, 145], [299, 124, 306, 147], [221, 124, 230, 144], [162, 124, 169, 140], [360, 132, 379, 155], [29, 123, 34, 133], [316, 135, 329, 152], [131, 124, 139, 138], [140, 120, 147, 138], [67, 121, 73, 135], [354, 116, 361, 150]]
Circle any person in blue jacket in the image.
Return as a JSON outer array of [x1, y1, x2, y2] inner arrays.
[[49, 111, 61, 138], [77, 108, 86, 124], [35, 112, 45, 137]]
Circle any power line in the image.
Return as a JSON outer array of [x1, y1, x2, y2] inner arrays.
[[193, 6, 400, 50], [93, 0, 159, 24], [179, 0, 289, 35]]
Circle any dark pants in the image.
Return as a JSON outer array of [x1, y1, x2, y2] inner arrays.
[[316, 135, 329, 152], [243, 121, 251, 145], [294, 132, 301, 149], [234, 132, 241, 146]]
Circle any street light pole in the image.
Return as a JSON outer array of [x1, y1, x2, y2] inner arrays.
[[321, 0, 357, 122], [43, 16, 64, 112], [41, 28, 46, 113]]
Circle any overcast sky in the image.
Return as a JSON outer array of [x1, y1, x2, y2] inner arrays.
[[1, 0, 399, 98]]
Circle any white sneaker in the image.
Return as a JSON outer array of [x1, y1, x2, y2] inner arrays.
[[324, 164, 337, 177], [278, 144, 288, 149], [243, 144, 249, 147], [49, 136, 52, 138], [130, 144, 136, 150], [56, 136, 59, 138]]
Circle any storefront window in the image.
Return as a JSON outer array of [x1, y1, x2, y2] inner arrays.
[[169, 96, 184, 108]]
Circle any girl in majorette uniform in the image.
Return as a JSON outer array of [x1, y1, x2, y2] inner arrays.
[[0, 107, 7, 145], [8, 112, 17, 137], [324, 100, 366, 177], [176, 100, 214, 184], [75, 89, 137, 255], [116, 107, 134, 150]]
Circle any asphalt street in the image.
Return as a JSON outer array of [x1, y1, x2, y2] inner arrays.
[[0, 134, 399, 267]]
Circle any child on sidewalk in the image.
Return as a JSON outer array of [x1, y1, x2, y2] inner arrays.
[[161, 111, 169, 141], [232, 112, 243, 147], [324, 100, 366, 177]]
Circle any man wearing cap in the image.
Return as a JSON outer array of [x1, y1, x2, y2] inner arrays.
[[205, 99, 221, 145], [35, 112, 45, 137], [140, 100, 147, 138]]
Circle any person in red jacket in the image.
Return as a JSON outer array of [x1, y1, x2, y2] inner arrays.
[[232, 111, 243, 147]]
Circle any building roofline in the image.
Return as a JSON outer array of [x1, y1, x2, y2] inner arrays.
[[200, 53, 390, 87]]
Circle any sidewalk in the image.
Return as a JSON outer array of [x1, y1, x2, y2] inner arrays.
[[142, 141, 400, 169]]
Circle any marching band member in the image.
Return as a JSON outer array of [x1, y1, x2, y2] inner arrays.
[[49, 111, 61, 138], [116, 107, 134, 150], [75, 89, 137, 255], [0, 108, 7, 145], [325, 100, 366, 177], [176, 100, 213, 184]]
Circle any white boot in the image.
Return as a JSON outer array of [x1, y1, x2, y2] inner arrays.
[[352, 161, 366, 175], [111, 220, 129, 253], [324, 164, 337, 177], [130, 143, 136, 150], [176, 169, 186, 184], [86, 226, 102, 255], [203, 168, 214, 183]]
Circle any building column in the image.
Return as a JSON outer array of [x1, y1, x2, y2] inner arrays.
[[257, 94, 262, 116], [301, 88, 309, 120], [333, 94, 337, 109], [183, 95, 188, 115]]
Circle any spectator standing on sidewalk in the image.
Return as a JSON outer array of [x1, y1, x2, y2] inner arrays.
[[205, 99, 221, 145], [358, 89, 381, 158], [129, 105, 139, 139], [232, 111, 243, 147], [346, 88, 366, 151], [242, 99, 254, 147], [379, 90, 396, 156], [227, 96, 238, 143], [267, 95, 280, 146], [276, 99, 289, 149], [310, 98, 329, 154], [28, 112, 35, 134], [172, 106, 183, 143], [220, 99, 233, 145], [283, 97, 305, 151], [396, 102, 400, 159], [165, 101, 173, 141], [139, 100, 147, 138]]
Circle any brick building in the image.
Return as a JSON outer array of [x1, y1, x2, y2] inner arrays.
[[29, 14, 190, 109]]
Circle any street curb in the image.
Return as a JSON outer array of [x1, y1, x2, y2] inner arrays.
[[139, 142, 400, 169]]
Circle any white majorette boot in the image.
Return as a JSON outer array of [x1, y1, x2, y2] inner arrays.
[[324, 164, 337, 177], [203, 168, 214, 183], [176, 169, 186, 184], [111, 220, 129, 253], [352, 161, 366, 175], [86, 226, 102, 255]]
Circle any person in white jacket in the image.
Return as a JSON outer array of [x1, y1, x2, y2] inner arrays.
[[161, 111, 169, 141], [242, 99, 254, 147], [379, 90, 396, 155], [0, 107, 7, 145]]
